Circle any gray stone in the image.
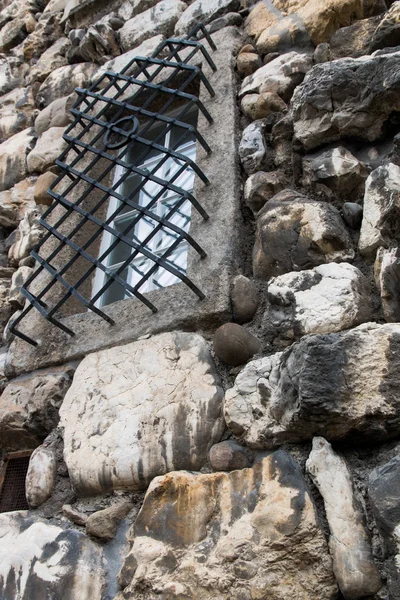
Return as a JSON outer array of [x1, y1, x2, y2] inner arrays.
[[0, 128, 35, 192], [8, 206, 43, 266], [36, 62, 97, 109], [115, 451, 337, 600], [34, 95, 74, 135], [9, 265, 33, 308], [0, 17, 27, 52], [25, 444, 57, 507], [301, 146, 368, 194], [240, 51, 313, 103], [118, 0, 159, 20], [67, 15, 120, 64], [313, 42, 331, 63], [291, 51, 400, 151], [329, 15, 381, 59], [0, 55, 26, 97], [265, 263, 372, 340], [239, 120, 269, 175], [174, 0, 240, 36], [225, 323, 400, 448], [27, 37, 71, 85], [342, 202, 363, 229], [0, 278, 12, 331], [271, 114, 294, 168], [209, 439, 251, 471], [62, 504, 88, 526], [207, 11, 242, 33], [244, 170, 286, 213], [0, 368, 73, 450], [253, 189, 354, 280], [60, 332, 224, 495], [0, 86, 36, 142], [370, 1, 400, 52], [27, 126, 68, 174], [213, 322, 261, 366], [375, 246, 400, 322], [306, 437, 381, 599], [231, 274, 259, 324], [21, 11, 64, 61], [0, 512, 104, 599], [118, 0, 185, 52], [359, 163, 400, 256], [86, 501, 133, 541]]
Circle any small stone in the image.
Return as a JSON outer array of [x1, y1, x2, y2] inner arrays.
[[34, 171, 58, 205], [86, 501, 133, 541], [62, 504, 88, 526], [8, 206, 43, 267], [24, 13, 37, 34], [34, 95, 74, 136], [69, 28, 85, 46], [342, 202, 363, 229], [239, 120, 270, 175], [244, 170, 286, 214], [0, 128, 35, 192], [36, 62, 97, 109], [213, 323, 261, 366], [301, 146, 368, 194], [375, 246, 400, 322], [231, 274, 259, 324], [207, 12, 242, 34], [27, 127, 67, 174], [241, 92, 287, 121], [236, 52, 261, 77], [209, 440, 251, 471], [9, 265, 33, 308], [239, 44, 256, 55], [306, 437, 381, 599], [25, 445, 57, 508], [314, 43, 331, 63]]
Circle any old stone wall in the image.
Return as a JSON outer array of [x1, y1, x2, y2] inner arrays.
[[0, 0, 400, 599]]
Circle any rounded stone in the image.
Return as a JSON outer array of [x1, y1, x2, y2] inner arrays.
[[213, 323, 261, 366], [314, 43, 331, 64], [231, 275, 259, 324], [342, 202, 363, 230], [237, 52, 262, 78], [241, 92, 287, 121], [209, 440, 251, 471]]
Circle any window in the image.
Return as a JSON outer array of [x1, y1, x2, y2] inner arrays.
[[93, 109, 197, 307], [0, 452, 31, 513]]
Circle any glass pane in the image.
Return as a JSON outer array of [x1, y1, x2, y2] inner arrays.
[[101, 268, 129, 305], [169, 110, 198, 148], [154, 199, 191, 252], [151, 245, 188, 289]]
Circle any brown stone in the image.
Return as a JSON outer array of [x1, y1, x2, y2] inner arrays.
[[231, 274, 259, 324], [209, 440, 251, 471], [241, 91, 287, 120], [244, 170, 287, 213], [236, 52, 262, 77], [34, 171, 58, 206], [213, 323, 261, 366], [86, 501, 133, 541]]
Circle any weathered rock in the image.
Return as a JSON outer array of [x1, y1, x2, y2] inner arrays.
[[44, 0, 68, 11], [301, 147, 368, 194], [0, 278, 12, 329], [22, 11, 64, 60], [244, 170, 286, 213], [60, 332, 224, 495], [174, 0, 239, 36], [271, 114, 294, 168], [0, 193, 18, 228], [375, 246, 400, 322], [240, 51, 313, 103], [236, 51, 261, 77], [86, 501, 133, 541], [359, 163, 400, 256], [370, 1, 400, 52], [342, 202, 363, 229], [239, 120, 270, 175], [34, 94, 74, 135], [231, 274, 259, 324], [25, 444, 57, 507], [62, 503, 88, 526], [329, 15, 381, 59], [118, 0, 185, 52], [27, 126, 67, 174], [209, 439, 251, 471], [115, 452, 337, 600], [206, 11, 242, 33], [0, 54, 26, 96], [241, 91, 287, 121], [9, 264, 32, 308], [118, 0, 159, 20], [0, 128, 35, 192], [35, 62, 97, 109], [0, 177, 36, 221], [27, 37, 71, 84], [306, 437, 381, 599], [0, 368, 73, 449], [0, 17, 27, 52], [7, 206, 44, 265], [224, 323, 400, 448], [314, 42, 331, 63], [0, 512, 104, 599], [91, 35, 165, 82], [67, 14, 120, 64], [0, 86, 35, 142], [34, 170, 57, 205], [265, 263, 372, 340], [256, 14, 310, 55], [253, 190, 354, 280], [292, 52, 400, 151], [213, 323, 261, 366], [244, 0, 279, 40]]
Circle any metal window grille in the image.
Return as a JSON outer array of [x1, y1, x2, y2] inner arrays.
[[11, 23, 217, 346], [0, 453, 31, 513]]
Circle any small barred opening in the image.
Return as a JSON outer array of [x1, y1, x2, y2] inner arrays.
[[0, 453, 31, 513]]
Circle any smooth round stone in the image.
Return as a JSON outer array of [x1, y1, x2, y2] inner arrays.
[[213, 323, 261, 366], [342, 202, 363, 229], [209, 440, 251, 472]]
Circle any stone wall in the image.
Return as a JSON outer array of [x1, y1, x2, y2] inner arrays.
[[0, 0, 400, 599]]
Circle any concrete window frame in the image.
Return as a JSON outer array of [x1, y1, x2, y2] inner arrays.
[[7, 27, 243, 377]]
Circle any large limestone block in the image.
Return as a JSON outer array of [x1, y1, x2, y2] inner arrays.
[[35, 62, 97, 109], [240, 51, 313, 103], [291, 51, 400, 151], [25, 444, 57, 507], [116, 451, 337, 600], [27, 126, 67, 174], [174, 0, 240, 36], [224, 323, 400, 448], [60, 332, 224, 495], [0, 368, 73, 450], [265, 263, 372, 339], [253, 189, 354, 280], [0, 512, 104, 599], [0, 128, 35, 192], [359, 163, 400, 256], [118, 0, 186, 52], [307, 437, 381, 599]]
